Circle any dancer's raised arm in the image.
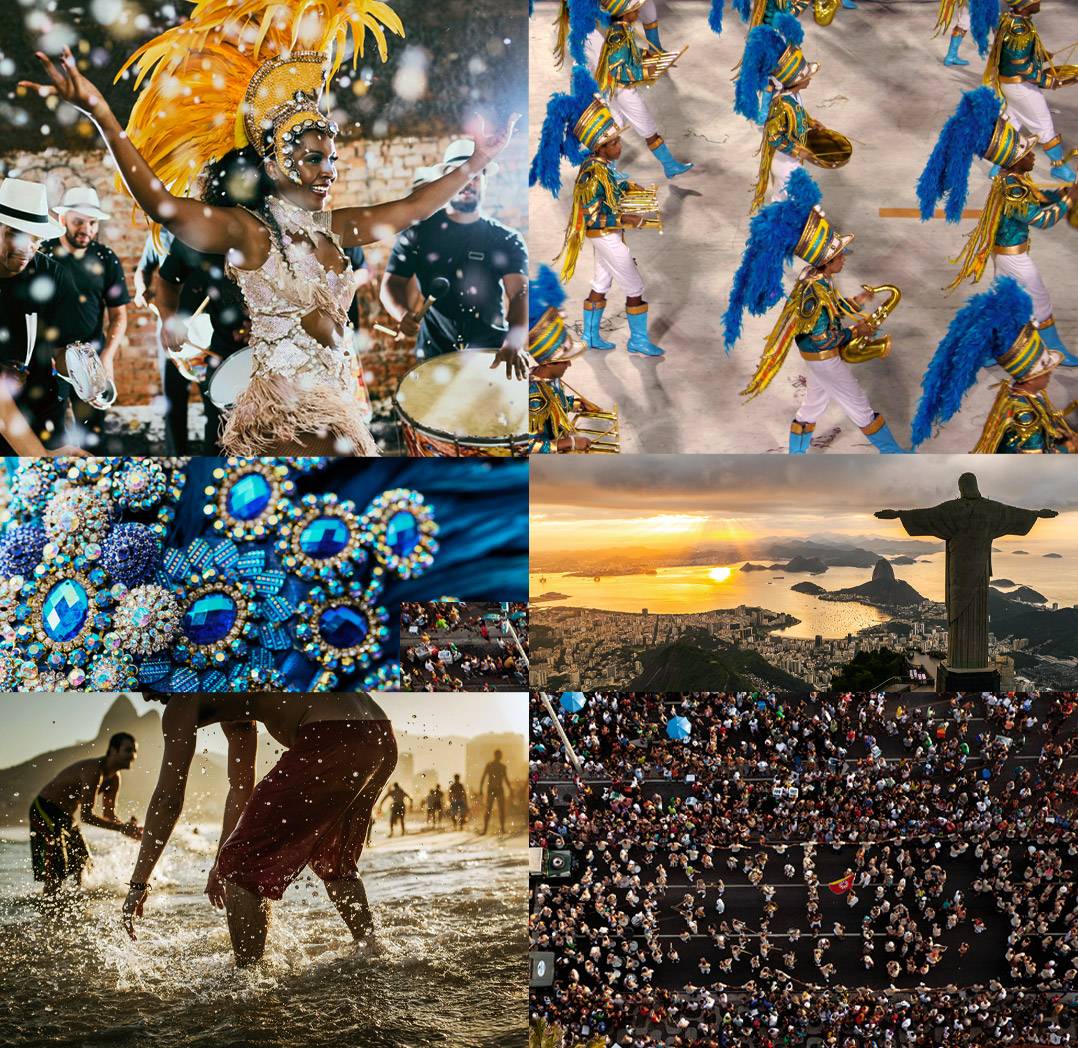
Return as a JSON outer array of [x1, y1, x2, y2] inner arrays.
[[20, 48, 266, 262], [332, 115, 520, 247]]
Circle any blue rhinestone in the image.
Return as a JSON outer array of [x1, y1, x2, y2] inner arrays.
[[300, 516, 349, 558], [227, 474, 272, 521], [182, 592, 238, 645], [318, 605, 369, 649], [42, 578, 90, 642], [386, 510, 419, 557]]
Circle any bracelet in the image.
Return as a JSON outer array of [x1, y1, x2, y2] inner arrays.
[[128, 881, 150, 892]]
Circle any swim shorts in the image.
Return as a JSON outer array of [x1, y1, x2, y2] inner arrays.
[[29, 796, 90, 883], [217, 720, 397, 900]]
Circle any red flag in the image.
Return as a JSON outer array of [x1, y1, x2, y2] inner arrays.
[[828, 874, 854, 895]]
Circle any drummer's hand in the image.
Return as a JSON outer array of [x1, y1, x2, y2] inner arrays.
[[492, 344, 533, 381], [160, 315, 187, 354], [398, 312, 421, 338], [621, 214, 645, 228]]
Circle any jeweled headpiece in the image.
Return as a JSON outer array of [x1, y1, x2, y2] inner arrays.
[[117, 0, 404, 203]]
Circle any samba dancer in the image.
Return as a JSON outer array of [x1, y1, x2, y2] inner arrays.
[[21, 0, 517, 456], [532, 68, 665, 356], [983, 0, 1077, 183], [528, 265, 608, 453], [723, 169, 907, 454], [917, 87, 1078, 363], [911, 277, 1077, 454]]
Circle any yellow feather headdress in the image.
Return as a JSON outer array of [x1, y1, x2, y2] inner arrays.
[[116, 0, 404, 203]]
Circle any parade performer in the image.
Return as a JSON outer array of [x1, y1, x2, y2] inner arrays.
[[528, 265, 606, 453], [723, 169, 907, 454], [21, 1, 516, 456], [911, 277, 1076, 453], [917, 86, 1078, 363], [532, 67, 665, 356], [736, 17, 850, 214], [983, 0, 1078, 183], [583, 0, 693, 179]]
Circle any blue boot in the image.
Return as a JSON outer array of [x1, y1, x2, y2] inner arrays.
[[651, 140, 693, 179], [944, 31, 969, 66], [1038, 318, 1078, 367], [789, 421, 814, 454], [583, 304, 616, 350], [757, 86, 774, 126], [626, 305, 664, 356], [864, 416, 910, 454], [643, 21, 662, 50], [1045, 142, 1077, 184]]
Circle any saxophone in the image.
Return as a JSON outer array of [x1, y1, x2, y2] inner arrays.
[[813, 0, 840, 26], [841, 284, 902, 365]]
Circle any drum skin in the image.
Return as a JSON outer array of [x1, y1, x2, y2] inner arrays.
[[207, 348, 253, 410], [394, 351, 530, 457]]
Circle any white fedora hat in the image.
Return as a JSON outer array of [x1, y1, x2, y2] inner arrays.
[[411, 164, 438, 189], [52, 185, 111, 221], [0, 177, 65, 239], [438, 138, 499, 178]]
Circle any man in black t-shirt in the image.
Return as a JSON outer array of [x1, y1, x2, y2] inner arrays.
[[40, 186, 131, 450], [0, 177, 87, 456], [380, 140, 530, 379]]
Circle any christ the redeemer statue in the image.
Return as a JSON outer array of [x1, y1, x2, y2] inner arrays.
[[875, 473, 1057, 673]]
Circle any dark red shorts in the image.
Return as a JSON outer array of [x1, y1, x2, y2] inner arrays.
[[217, 720, 397, 900]]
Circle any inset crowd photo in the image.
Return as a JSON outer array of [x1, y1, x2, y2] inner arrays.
[[400, 600, 528, 691]]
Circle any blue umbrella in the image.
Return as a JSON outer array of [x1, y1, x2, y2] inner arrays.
[[560, 691, 586, 712], [667, 715, 692, 740]]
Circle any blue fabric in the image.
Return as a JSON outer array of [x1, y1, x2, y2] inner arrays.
[[569, 0, 605, 65], [771, 11, 803, 44], [733, 0, 753, 21], [910, 277, 1032, 448], [709, 0, 724, 34], [722, 168, 822, 350], [917, 87, 1001, 223], [530, 64, 603, 196]]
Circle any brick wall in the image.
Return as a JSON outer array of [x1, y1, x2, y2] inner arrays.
[[0, 130, 527, 405]]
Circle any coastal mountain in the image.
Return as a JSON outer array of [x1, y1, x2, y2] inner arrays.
[[991, 579, 1016, 588], [990, 590, 1078, 659], [791, 581, 826, 595], [890, 556, 918, 565], [824, 560, 926, 608], [742, 556, 828, 575], [1044, 553, 1063, 559], [1010, 586, 1047, 604]]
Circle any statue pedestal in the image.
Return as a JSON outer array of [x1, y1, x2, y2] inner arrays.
[[936, 665, 1001, 693]]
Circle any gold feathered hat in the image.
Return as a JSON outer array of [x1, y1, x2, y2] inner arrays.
[[116, 0, 404, 200]]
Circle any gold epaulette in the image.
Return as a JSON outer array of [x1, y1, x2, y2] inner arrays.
[[741, 277, 824, 400], [946, 175, 1008, 289], [751, 97, 797, 215], [529, 382, 575, 443]]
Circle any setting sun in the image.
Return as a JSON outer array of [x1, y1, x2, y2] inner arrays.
[[708, 566, 733, 583]]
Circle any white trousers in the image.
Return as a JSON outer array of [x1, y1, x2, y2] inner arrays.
[[590, 233, 646, 298], [771, 152, 801, 202], [639, 0, 659, 23], [1000, 81, 1058, 145], [993, 251, 1053, 323], [586, 29, 659, 140], [794, 355, 877, 428], [955, 8, 970, 32]]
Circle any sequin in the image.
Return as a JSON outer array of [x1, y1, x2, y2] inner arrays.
[[183, 592, 238, 644], [299, 517, 350, 558], [42, 579, 90, 642]]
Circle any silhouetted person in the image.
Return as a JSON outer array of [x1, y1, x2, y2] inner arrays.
[[479, 749, 512, 835], [378, 782, 412, 837]]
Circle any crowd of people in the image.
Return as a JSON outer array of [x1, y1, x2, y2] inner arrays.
[[529, 692, 1078, 1046], [401, 601, 528, 691]]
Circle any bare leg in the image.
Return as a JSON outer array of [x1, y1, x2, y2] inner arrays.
[[325, 877, 375, 941], [224, 881, 271, 966]]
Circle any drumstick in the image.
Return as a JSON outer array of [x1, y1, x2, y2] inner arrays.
[[374, 277, 452, 341]]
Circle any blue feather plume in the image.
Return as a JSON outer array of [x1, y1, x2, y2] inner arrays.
[[529, 265, 567, 328], [910, 277, 1032, 448], [722, 168, 822, 351], [916, 87, 1001, 223], [771, 11, 803, 45], [733, 0, 753, 22], [735, 25, 787, 121], [969, 0, 997, 56], [529, 65, 601, 196], [568, 0, 604, 66], [709, 0, 724, 34]]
